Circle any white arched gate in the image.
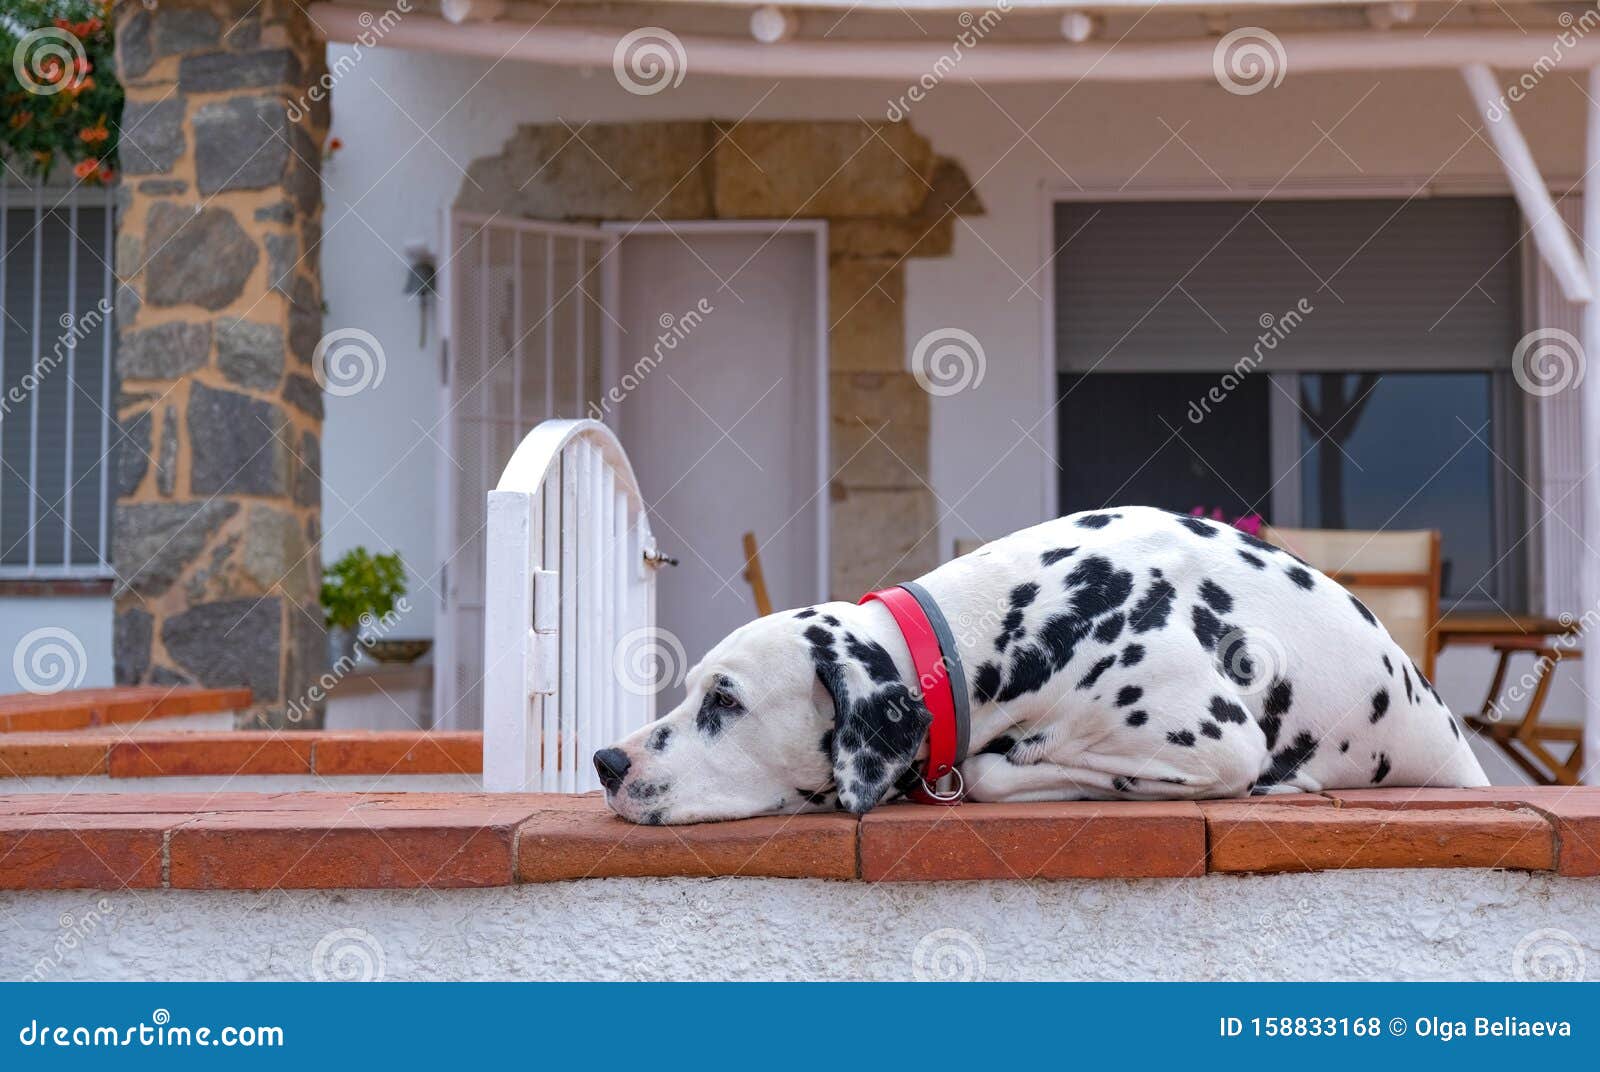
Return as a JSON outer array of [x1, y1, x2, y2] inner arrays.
[[482, 419, 665, 792]]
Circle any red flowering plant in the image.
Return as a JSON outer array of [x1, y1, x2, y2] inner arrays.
[[1, 0, 121, 185]]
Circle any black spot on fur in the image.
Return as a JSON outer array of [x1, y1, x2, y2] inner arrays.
[[854, 753, 886, 784], [795, 608, 818, 619], [822, 615, 840, 626], [642, 809, 665, 826], [1129, 576, 1176, 634], [1111, 775, 1135, 793], [1261, 678, 1292, 752], [647, 725, 673, 753], [1339, 740, 1349, 753], [1200, 721, 1223, 740], [1038, 614, 1091, 672], [1010, 582, 1039, 608], [1191, 605, 1226, 651], [1126, 710, 1149, 727], [1075, 512, 1120, 529], [1066, 555, 1134, 619], [996, 609, 1024, 653], [1369, 688, 1390, 723], [1177, 516, 1217, 537], [1166, 729, 1197, 747], [1120, 643, 1146, 666], [1412, 660, 1443, 704], [845, 634, 900, 685], [999, 644, 1054, 703], [1238, 550, 1266, 570], [695, 675, 743, 736], [1093, 613, 1125, 644], [979, 734, 1016, 756], [1209, 695, 1248, 724], [1402, 663, 1415, 704], [973, 662, 1001, 704], [1077, 654, 1116, 690], [1285, 566, 1314, 590], [1448, 714, 1461, 739], [805, 624, 835, 657], [1115, 685, 1143, 708], [1382, 654, 1393, 675], [1257, 731, 1319, 789], [1350, 595, 1378, 627], [1199, 579, 1234, 614], [1040, 547, 1076, 567], [820, 729, 835, 760], [1372, 753, 1391, 784]]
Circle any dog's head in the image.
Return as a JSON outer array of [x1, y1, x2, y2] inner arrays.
[[594, 602, 931, 824]]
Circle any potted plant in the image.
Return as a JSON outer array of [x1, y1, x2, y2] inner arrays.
[[321, 547, 407, 667]]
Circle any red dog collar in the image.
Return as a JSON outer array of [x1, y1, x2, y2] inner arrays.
[[859, 583, 971, 805]]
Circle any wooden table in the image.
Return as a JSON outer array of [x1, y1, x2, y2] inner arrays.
[[1437, 611, 1583, 785]]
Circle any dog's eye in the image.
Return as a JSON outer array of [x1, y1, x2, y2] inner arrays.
[[714, 689, 740, 709]]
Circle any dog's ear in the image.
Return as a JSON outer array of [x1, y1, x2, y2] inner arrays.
[[815, 645, 931, 814]]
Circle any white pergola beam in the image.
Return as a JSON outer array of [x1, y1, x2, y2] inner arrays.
[[1583, 68, 1600, 786], [308, 12, 1600, 84], [1460, 64, 1593, 304]]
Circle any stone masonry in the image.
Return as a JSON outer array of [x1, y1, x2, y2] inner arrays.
[[458, 120, 983, 599], [111, 0, 329, 726]]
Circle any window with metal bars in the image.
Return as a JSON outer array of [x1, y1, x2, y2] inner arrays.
[[0, 178, 117, 579]]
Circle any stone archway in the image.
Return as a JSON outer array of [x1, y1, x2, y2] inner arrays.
[[457, 119, 983, 598]]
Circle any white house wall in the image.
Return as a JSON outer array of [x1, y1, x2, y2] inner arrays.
[[320, 48, 1586, 759]]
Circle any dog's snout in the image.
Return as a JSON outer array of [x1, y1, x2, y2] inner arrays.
[[594, 748, 631, 792]]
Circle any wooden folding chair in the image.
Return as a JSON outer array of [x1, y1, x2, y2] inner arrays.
[[741, 532, 773, 618]]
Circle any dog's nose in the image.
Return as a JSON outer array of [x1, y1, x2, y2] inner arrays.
[[593, 748, 631, 792]]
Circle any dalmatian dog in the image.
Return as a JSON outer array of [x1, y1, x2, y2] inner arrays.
[[593, 506, 1489, 824]]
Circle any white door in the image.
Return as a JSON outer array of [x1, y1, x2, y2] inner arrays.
[[609, 225, 828, 678], [437, 214, 613, 729]]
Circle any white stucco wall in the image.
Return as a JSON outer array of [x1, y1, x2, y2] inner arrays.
[[318, 47, 1587, 757], [320, 49, 1582, 594], [0, 594, 114, 695], [3, 869, 1595, 981]]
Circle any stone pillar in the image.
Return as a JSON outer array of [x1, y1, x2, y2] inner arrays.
[[111, 0, 329, 727]]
